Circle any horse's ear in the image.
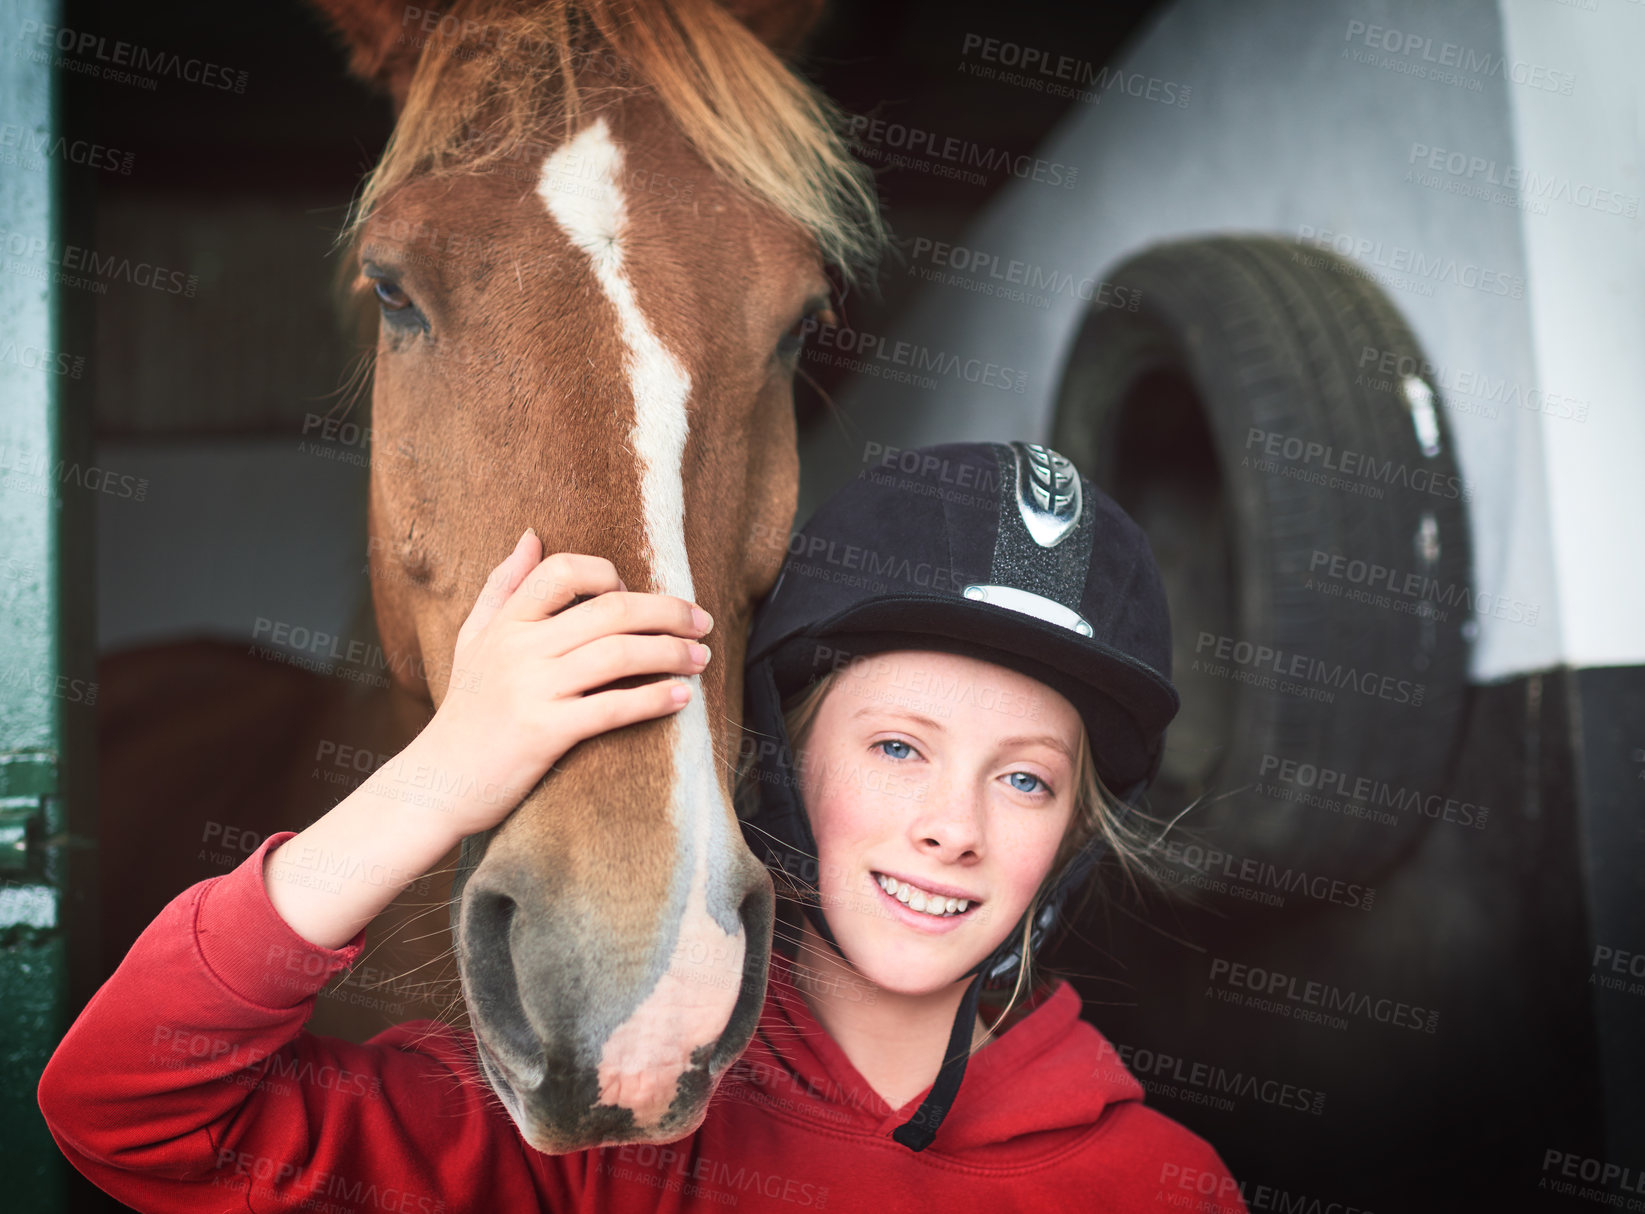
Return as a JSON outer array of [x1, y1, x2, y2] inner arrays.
[[308, 0, 433, 110], [717, 0, 828, 57]]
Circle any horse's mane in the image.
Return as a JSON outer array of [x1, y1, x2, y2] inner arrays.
[[345, 0, 886, 283]]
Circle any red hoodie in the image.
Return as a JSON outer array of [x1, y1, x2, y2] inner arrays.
[[38, 831, 1248, 1213]]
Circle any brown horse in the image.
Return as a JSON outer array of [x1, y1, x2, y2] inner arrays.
[[330, 0, 885, 1153], [103, 0, 883, 1157]]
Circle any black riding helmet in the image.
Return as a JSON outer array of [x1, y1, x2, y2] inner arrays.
[[739, 440, 1179, 1152]]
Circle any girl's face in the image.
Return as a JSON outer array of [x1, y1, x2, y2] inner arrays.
[[795, 648, 1083, 996]]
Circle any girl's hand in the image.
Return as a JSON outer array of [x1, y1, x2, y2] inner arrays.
[[411, 528, 714, 838], [264, 530, 713, 950]]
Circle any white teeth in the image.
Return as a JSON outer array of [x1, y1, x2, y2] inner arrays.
[[875, 873, 973, 918]]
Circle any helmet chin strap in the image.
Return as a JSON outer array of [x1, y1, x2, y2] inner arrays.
[[793, 883, 998, 1154], [891, 971, 984, 1152]]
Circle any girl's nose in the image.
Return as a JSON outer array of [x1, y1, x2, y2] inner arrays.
[[910, 772, 985, 858]]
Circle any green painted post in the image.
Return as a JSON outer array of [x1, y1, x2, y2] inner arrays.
[[0, 0, 101, 1207]]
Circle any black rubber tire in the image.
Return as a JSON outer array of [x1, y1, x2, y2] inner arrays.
[[1051, 234, 1474, 881]]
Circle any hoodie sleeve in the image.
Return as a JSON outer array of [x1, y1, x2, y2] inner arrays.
[[36, 831, 574, 1213]]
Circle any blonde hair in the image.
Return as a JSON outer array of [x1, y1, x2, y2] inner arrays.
[[733, 659, 1170, 1048], [342, 0, 886, 285]]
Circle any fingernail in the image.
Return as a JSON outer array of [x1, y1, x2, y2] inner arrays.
[[672, 682, 692, 704], [692, 606, 713, 632], [689, 642, 710, 665]]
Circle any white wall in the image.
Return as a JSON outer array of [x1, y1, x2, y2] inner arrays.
[[805, 0, 1641, 680], [1498, 0, 1645, 670]]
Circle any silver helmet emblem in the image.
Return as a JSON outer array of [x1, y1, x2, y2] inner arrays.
[[1014, 442, 1082, 548]]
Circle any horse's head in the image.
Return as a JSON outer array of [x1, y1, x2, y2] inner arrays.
[[313, 0, 881, 1151]]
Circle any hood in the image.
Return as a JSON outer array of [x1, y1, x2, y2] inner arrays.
[[719, 949, 1145, 1160]]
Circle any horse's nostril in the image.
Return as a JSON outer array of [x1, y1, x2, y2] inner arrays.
[[709, 877, 775, 1074], [472, 889, 517, 934], [462, 887, 544, 1088]]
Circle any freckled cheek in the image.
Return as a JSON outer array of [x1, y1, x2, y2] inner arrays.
[[994, 820, 1065, 900], [808, 786, 887, 898]]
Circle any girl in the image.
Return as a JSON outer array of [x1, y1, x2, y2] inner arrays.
[[38, 441, 1247, 1213]]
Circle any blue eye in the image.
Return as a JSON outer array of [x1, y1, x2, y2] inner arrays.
[[1007, 771, 1045, 794], [875, 739, 913, 760]]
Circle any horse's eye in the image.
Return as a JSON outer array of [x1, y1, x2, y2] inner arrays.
[[374, 279, 412, 311], [779, 304, 837, 359]]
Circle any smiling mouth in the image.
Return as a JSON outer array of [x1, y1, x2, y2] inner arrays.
[[871, 872, 979, 919]]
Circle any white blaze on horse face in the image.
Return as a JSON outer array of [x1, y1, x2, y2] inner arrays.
[[538, 118, 747, 1130]]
